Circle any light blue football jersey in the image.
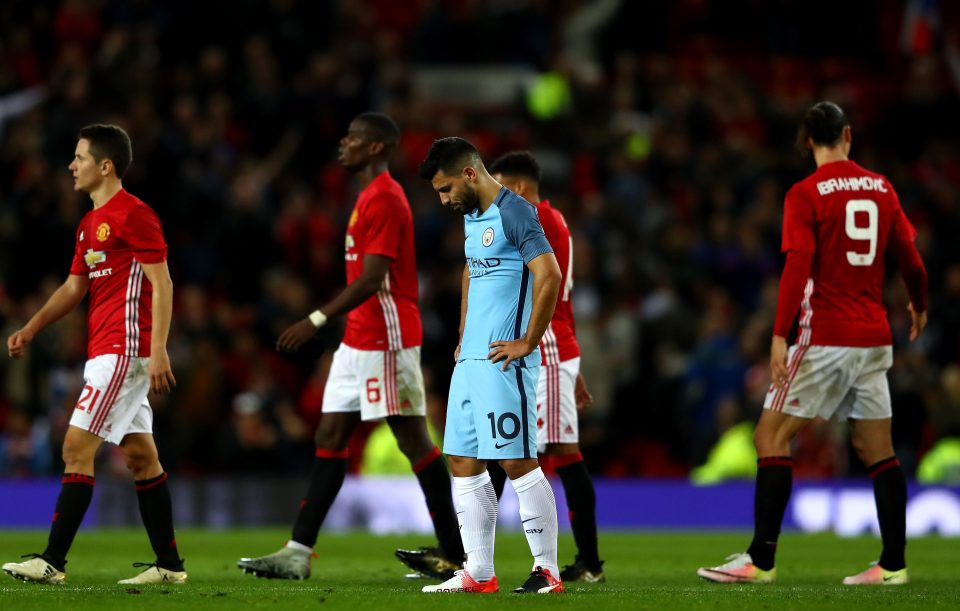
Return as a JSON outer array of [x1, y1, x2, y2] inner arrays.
[[458, 187, 553, 367]]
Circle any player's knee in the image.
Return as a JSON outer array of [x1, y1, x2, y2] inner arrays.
[[122, 447, 158, 476], [499, 458, 539, 480], [753, 426, 772, 454], [851, 437, 893, 467], [61, 443, 84, 468], [390, 424, 431, 459], [393, 435, 419, 459], [61, 436, 97, 468]]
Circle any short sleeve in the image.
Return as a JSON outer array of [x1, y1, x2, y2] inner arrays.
[[125, 205, 168, 264], [500, 194, 553, 264], [781, 186, 816, 254], [70, 222, 87, 275], [361, 193, 404, 260]]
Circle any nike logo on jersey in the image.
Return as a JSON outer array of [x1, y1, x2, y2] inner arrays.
[[521, 516, 540, 523], [494, 441, 514, 449]]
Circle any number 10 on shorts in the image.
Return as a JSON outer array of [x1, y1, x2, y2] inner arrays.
[[487, 411, 521, 440]]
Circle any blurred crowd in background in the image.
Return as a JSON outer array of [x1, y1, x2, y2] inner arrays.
[[2, 0, 960, 481]]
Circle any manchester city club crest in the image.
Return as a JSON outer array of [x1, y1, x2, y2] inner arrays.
[[482, 227, 494, 247]]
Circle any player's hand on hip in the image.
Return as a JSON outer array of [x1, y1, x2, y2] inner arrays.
[[7, 329, 33, 359], [454, 343, 461, 362], [488, 338, 533, 371], [277, 318, 316, 353], [769, 335, 789, 390], [148, 352, 177, 394], [908, 303, 927, 341], [574, 373, 593, 411]]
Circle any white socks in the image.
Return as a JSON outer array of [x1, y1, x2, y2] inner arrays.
[[284, 540, 312, 555], [453, 472, 498, 581], [511, 467, 559, 577], [453, 467, 560, 581]]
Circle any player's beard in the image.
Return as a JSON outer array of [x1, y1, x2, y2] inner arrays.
[[340, 158, 365, 173], [455, 187, 480, 215]]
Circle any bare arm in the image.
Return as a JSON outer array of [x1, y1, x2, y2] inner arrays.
[[574, 372, 594, 410], [770, 250, 812, 390], [488, 252, 561, 370], [140, 261, 176, 393], [456, 263, 469, 361], [7, 274, 88, 359], [277, 254, 392, 352], [889, 222, 928, 341]]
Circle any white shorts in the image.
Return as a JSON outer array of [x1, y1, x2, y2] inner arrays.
[[69, 354, 154, 445], [536, 357, 580, 452], [323, 344, 426, 421], [763, 345, 893, 421]]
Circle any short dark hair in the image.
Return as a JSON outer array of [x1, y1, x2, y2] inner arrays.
[[796, 101, 849, 152], [355, 112, 400, 151], [418, 137, 481, 181], [78, 124, 133, 178], [488, 150, 541, 183]]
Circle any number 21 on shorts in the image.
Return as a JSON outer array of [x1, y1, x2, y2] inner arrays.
[[75, 384, 101, 413]]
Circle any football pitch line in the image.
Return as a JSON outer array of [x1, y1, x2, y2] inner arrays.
[[0, 529, 956, 610]]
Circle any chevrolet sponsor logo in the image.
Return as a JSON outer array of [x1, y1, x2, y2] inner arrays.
[[88, 268, 113, 279], [84, 248, 106, 267]]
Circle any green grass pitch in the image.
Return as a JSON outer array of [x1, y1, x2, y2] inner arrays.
[[0, 529, 956, 609]]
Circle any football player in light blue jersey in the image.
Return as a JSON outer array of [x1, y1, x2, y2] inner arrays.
[[418, 137, 565, 595]]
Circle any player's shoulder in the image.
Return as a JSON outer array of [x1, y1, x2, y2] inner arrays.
[[497, 188, 537, 220], [119, 191, 160, 221], [537, 200, 567, 228], [111, 189, 151, 211], [789, 173, 818, 199], [847, 160, 885, 179], [362, 172, 410, 209]]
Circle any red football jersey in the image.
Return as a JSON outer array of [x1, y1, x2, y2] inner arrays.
[[536, 200, 580, 364], [782, 160, 918, 347], [342, 172, 422, 350], [69, 189, 168, 358]]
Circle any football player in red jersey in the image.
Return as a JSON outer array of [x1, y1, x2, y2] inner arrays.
[[4, 124, 186, 585], [238, 113, 464, 581], [699, 102, 927, 585], [488, 151, 605, 583]]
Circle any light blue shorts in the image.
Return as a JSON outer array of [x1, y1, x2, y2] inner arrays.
[[444, 359, 539, 460]]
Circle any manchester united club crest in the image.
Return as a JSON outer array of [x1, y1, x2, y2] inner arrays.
[[348, 209, 359, 228], [96, 223, 111, 242]]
